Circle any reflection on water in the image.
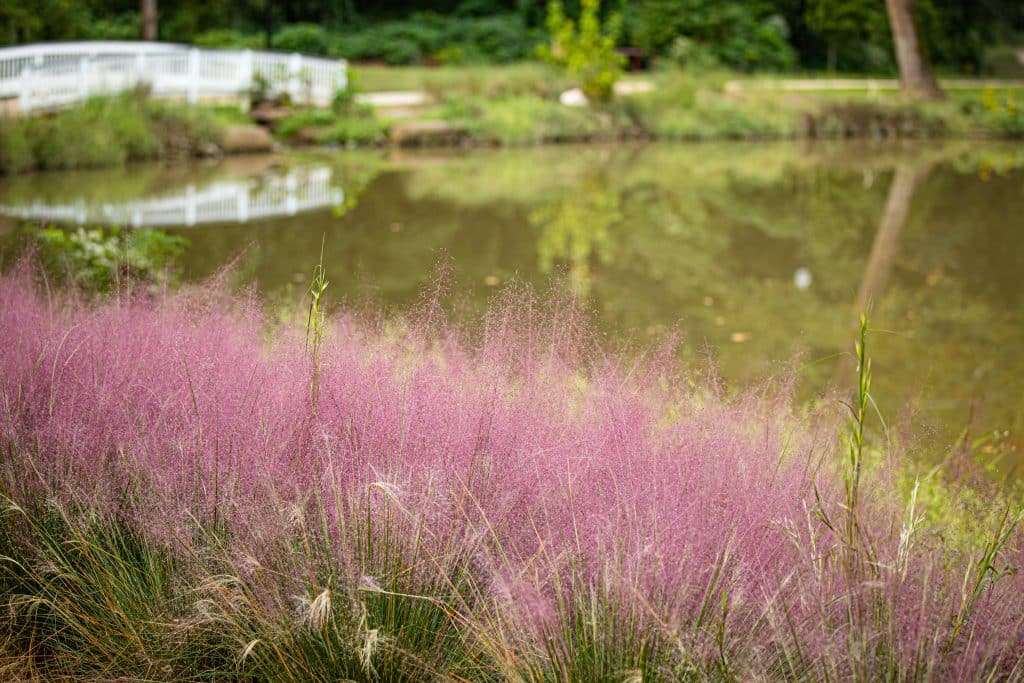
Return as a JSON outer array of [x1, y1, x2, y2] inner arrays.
[[0, 157, 345, 226], [2, 142, 1022, 474]]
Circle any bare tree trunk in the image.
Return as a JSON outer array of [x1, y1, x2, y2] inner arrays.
[[141, 0, 158, 41], [885, 0, 943, 100]]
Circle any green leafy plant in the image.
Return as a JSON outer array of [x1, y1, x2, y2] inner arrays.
[[540, 0, 625, 102], [36, 225, 187, 294]]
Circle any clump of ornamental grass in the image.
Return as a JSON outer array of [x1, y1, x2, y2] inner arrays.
[[0, 260, 1022, 681]]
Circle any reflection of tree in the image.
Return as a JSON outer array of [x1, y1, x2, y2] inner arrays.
[[854, 161, 934, 315], [831, 160, 933, 391], [529, 174, 621, 297]]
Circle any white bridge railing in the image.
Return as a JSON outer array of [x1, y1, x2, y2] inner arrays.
[[0, 41, 347, 112], [0, 166, 344, 227]]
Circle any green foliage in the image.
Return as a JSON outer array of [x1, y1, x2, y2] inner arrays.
[[0, 96, 226, 175], [984, 45, 1024, 78], [630, 83, 797, 140], [971, 88, 1024, 138], [804, 0, 889, 71], [631, 0, 797, 72], [275, 109, 342, 139], [337, 21, 438, 65], [667, 36, 721, 71], [31, 96, 160, 171], [272, 23, 331, 55], [36, 225, 187, 294], [0, 118, 35, 174], [443, 95, 609, 144], [312, 117, 390, 145], [419, 62, 572, 100], [275, 105, 388, 146], [541, 0, 625, 102], [193, 28, 264, 49], [87, 12, 141, 40], [442, 13, 542, 63], [328, 14, 541, 66]]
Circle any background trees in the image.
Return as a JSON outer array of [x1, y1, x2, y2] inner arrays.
[[0, 0, 1021, 77]]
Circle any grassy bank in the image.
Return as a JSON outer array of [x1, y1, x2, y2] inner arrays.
[[274, 66, 1024, 148], [0, 263, 1021, 680], [0, 94, 237, 175], [3, 68, 1023, 176]]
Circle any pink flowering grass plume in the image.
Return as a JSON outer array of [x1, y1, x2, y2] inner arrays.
[[1, 261, 1022, 680]]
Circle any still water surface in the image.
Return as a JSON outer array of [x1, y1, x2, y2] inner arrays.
[[2, 142, 1021, 473]]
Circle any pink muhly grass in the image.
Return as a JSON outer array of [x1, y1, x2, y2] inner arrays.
[[1, 262, 1022, 680]]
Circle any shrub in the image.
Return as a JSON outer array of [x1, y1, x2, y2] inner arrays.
[[193, 28, 264, 49], [629, 82, 797, 140], [451, 94, 605, 144], [541, 0, 625, 102], [0, 117, 36, 174], [421, 62, 572, 101], [272, 23, 331, 55], [86, 12, 141, 41], [667, 35, 721, 71], [443, 14, 542, 63], [313, 117, 389, 145], [30, 96, 159, 170], [36, 225, 187, 293], [334, 22, 444, 65], [632, 0, 797, 72], [0, 95, 226, 174], [976, 88, 1024, 138]]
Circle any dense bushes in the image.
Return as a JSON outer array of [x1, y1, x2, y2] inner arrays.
[[628, 0, 797, 72], [189, 15, 542, 66], [334, 14, 543, 65]]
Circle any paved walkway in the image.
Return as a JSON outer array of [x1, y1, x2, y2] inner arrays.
[[724, 78, 1024, 93]]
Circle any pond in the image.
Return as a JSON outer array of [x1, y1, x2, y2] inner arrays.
[[2, 141, 1022, 475]]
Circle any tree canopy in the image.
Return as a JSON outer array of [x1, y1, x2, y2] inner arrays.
[[1, 0, 1021, 75]]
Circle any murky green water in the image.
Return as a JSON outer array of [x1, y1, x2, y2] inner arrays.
[[2, 141, 1022, 474]]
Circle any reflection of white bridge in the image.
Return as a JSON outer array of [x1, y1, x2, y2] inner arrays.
[[0, 42, 347, 112], [0, 167, 344, 227]]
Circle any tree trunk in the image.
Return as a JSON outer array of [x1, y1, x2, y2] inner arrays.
[[884, 0, 943, 100], [264, 0, 274, 49], [141, 0, 157, 41]]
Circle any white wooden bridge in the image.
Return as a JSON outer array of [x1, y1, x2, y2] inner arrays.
[[0, 41, 347, 112], [0, 166, 345, 227]]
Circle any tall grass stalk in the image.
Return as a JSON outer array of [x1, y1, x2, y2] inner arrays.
[[306, 236, 329, 410]]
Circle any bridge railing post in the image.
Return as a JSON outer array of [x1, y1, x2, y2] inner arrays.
[[240, 49, 254, 111], [79, 57, 91, 102], [288, 53, 302, 104], [19, 65, 32, 112], [188, 47, 200, 104], [134, 51, 147, 89]]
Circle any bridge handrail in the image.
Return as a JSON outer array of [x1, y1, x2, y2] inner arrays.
[[1, 41, 347, 110], [0, 41, 186, 88]]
